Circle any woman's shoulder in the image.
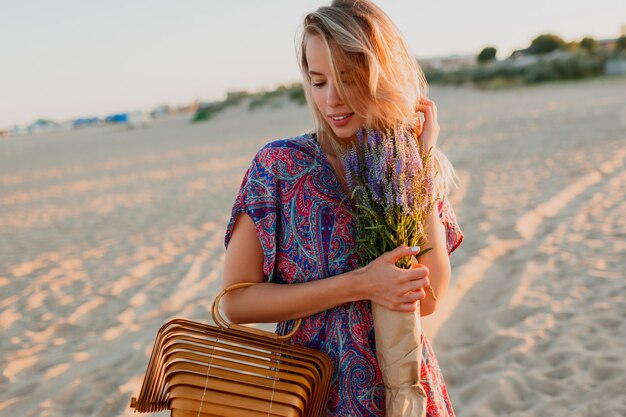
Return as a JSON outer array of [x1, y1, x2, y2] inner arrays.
[[256, 132, 315, 157], [252, 132, 319, 174]]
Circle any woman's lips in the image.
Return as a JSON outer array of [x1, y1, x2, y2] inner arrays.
[[329, 113, 354, 127]]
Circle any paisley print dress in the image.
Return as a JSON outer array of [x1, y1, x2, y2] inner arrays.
[[224, 132, 464, 416]]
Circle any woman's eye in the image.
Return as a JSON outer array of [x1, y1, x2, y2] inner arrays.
[[312, 80, 354, 88]]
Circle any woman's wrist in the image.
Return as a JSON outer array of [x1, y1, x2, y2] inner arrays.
[[344, 266, 371, 303]]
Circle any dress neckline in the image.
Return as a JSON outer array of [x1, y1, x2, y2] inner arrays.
[[305, 132, 354, 210]]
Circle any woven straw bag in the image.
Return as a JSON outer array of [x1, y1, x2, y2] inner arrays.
[[130, 282, 334, 417]]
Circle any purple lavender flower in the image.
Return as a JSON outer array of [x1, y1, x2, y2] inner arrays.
[[364, 133, 374, 174], [405, 173, 414, 211], [339, 125, 435, 265], [345, 146, 359, 193], [422, 161, 435, 212], [384, 179, 394, 209], [382, 131, 394, 179], [356, 126, 364, 147], [405, 131, 422, 170], [361, 129, 386, 204], [369, 141, 384, 204]]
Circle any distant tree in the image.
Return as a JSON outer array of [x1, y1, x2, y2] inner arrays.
[[616, 35, 626, 51], [566, 41, 579, 52], [580, 37, 598, 53], [477, 47, 497, 63], [527, 34, 567, 55]]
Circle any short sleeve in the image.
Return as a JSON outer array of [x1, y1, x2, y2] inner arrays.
[[224, 147, 279, 281], [437, 197, 464, 256]]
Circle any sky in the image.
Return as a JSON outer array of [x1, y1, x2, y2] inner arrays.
[[1, 0, 624, 128]]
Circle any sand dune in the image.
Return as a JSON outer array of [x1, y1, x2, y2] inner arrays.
[[1, 76, 625, 416]]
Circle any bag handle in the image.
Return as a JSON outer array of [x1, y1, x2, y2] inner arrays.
[[211, 281, 303, 341]]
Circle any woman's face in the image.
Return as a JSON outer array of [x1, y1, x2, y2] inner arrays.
[[305, 35, 366, 146]]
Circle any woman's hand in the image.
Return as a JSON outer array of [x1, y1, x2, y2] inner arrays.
[[415, 97, 440, 153], [355, 245, 430, 312]]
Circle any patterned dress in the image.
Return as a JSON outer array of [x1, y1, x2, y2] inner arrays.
[[224, 132, 464, 417]]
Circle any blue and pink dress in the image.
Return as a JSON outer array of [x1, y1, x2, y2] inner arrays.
[[224, 132, 464, 417]]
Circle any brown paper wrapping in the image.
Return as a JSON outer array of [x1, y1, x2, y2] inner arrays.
[[371, 302, 427, 417]]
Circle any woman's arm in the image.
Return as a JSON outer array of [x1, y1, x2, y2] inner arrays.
[[414, 199, 452, 316], [222, 213, 432, 324], [222, 213, 361, 323]]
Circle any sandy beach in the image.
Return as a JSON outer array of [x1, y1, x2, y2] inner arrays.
[[1, 75, 625, 417]]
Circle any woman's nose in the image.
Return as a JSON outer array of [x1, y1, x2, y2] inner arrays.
[[326, 82, 342, 106]]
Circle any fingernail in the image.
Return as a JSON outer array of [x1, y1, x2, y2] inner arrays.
[[411, 245, 420, 252]]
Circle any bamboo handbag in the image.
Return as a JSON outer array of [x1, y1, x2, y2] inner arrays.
[[130, 282, 334, 417]]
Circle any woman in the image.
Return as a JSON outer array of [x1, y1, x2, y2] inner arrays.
[[222, 1, 464, 415]]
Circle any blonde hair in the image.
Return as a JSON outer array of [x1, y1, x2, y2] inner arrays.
[[295, 0, 460, 199]]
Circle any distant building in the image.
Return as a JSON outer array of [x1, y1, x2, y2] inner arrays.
[[10, 126, 28, 136], [127, 111, 152, 128], [104, 112, 152, 128], [584, 29, 626, 53], [605, 58, 626, 75], [506, 47, 539, 67], [509, 48, 531, 59], [226, 90, 251, 101], [418, 54, 476, 71], [72, 117, 100, 128], [177, 99, 199, 113], [28, 118, 59, 134], [150, 105, 171, 118], [598, 37, 619, 53], [104, 113, 129, 124]]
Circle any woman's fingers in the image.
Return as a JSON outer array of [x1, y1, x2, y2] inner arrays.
[[383, 245, 421, 264], [416, 104, 435, 122], [399, 293, 425, 312], [417, 98, 438, 120], [408, 263, 429, 280], [404, 278, 429, 296], [404, 289, 426, 303], [419, 97, 437, 111], [399, 282, 426, 297], [369, 245, 432, 311], [416, 106, 437, 133], [398, 268, 429, 293]]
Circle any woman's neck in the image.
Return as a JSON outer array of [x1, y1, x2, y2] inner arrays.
[[317, 131, 357, 159]]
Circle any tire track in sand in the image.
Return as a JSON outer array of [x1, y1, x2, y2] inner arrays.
[[423, 142, 626, 341]]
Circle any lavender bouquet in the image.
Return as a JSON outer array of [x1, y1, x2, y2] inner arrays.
[[341, 125, 436, 417], [342, 126, 436, 269]]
